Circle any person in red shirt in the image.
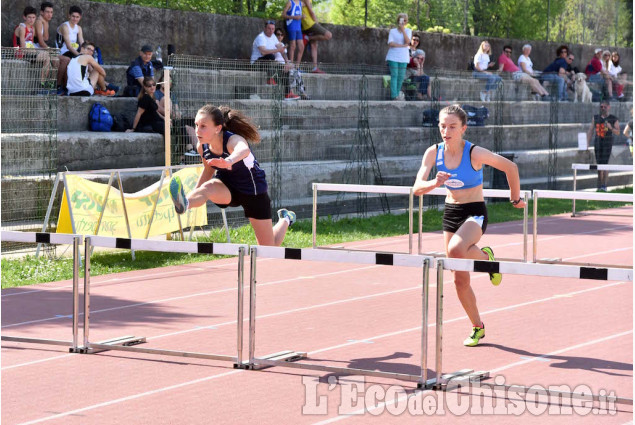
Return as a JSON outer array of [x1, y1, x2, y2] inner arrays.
[[585, 48, 613, 99], [497, 45, 549, 100]]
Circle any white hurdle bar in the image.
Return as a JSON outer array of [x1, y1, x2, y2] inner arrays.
[[247, 245, 434, 386], [82, 235, 249, 367], [1, 231, 83, 351], [312, 183, 531, 261], [571, 164, 634, 216], [431, 257, 633, 405], [312, 183, 415, 253], [533, 190, 634, 263]]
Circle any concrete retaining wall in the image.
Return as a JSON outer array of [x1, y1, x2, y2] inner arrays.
[[2, 0, 632, 73]]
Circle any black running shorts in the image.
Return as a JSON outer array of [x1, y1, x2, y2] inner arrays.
[[442, 202, 488, 234], [214, 184, 272, 220]]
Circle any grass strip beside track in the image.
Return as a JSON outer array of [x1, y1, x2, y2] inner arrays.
[[2, 187, 632, 288]]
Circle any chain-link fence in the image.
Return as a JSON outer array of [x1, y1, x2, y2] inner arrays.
[[1, 47, 60, 253], [164, 55, 632, 230]]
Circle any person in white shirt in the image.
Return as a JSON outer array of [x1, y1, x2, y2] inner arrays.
[[517, 44, 536, 76], [610, 51, 625, 99], [385, 13, 412, 101], [472, 40, 501, 102], [250, 20, 299, 100]]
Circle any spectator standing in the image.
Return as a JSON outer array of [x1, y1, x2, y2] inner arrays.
[[66, 41, 114, 96], [472, 40, 500, 102], [127, 77, 164, 134], [124, 45, 155, 97], [56, 5, 84, 58], [585, 48, 613, 99], [281, 0, 304, 66], [386, 13, 412, 101], [300, 0, 331, 73], [250, 20, 299, 100], [497, 45, 549, 100], [587, 100, 620, 191], [407, 49, 431, 100], [540, 45, 569, 101]]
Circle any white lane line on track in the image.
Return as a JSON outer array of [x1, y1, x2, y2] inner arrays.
[[16, 369, 244, 425], [13, 282, 629, 424], [1, 264, 379, 329], [311, 329, 633, 424], [1, 354, 74, 371]]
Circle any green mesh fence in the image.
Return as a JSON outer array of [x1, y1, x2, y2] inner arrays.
[[1, 47, 59, 253]]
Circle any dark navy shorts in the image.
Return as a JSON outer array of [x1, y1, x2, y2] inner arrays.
[[214, 184, 272, 220]]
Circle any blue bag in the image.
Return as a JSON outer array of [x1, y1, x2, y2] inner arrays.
[[89, 103, 113, 132], [92, 46, 103, 65]]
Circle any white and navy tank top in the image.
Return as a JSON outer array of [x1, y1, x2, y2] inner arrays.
[[202, 131, 268, 196], [436, 141, 483, 190]]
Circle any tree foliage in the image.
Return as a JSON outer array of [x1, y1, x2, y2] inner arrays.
[[93, 0, 632, 46]]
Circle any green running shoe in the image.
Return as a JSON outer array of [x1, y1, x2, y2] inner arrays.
[[169, 176, 189, 214], [277, 208, 296, 226], [481, 246, 502, 286], [463, 324, 485, 347]]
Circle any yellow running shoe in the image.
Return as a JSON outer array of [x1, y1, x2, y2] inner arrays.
[[481, 246, 502, 286], [463, 324, 485, 347]]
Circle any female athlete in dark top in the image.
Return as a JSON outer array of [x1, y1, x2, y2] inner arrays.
[[170, 104, 295, 246]]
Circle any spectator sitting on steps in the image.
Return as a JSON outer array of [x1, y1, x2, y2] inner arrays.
[[539, 45, 570, 101], [406, 49, 431, 100], [13, 6, 53, 90], [66, 41, 115, 96], [585, 48, 613, 100], [472, 40, 501, 102], [127, 77, 164, 135], [124, 45, 155, 97], [250, 20, 299, 100], [497, 44, 549, 100]]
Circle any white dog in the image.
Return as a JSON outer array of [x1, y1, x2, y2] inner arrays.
[[573, 72, 592, 103]]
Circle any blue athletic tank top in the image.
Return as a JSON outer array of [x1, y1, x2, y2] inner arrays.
[[435, 141, 483, 190], [286, 0, 302, 31], [202, 131, 268, 195]]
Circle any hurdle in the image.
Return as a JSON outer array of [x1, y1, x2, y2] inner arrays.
[[571, 164, 634, 216], [427, 256, 633, 405], [246, 244, 438, 385], [1, 231, 83, 351], [312, 183, 531, 261], [533, 189, 633, 264], [79, 235, 250, 367]]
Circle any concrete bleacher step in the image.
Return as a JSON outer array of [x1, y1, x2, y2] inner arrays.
[[4, 95, 626, 133]]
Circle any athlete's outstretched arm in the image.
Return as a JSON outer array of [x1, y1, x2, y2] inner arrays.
[[206, 135, 252, 170], [413, 145, 451, 196], [472, 147, 525, 208]]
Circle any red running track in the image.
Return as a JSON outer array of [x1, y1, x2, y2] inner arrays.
[[2, 207, 633, 424]]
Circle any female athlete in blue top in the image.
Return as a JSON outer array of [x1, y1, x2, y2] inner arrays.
[[170, 104, 296, 246], [413, 104, 525, 347]]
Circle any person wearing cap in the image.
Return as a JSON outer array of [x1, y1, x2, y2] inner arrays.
[[587, 99, 620, 191], [124, 44, 155, 97], [406, 49, 431, 100], [585, 48, 613, 99]]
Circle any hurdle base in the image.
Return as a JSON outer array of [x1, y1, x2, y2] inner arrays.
[[248, 350, 307, 370], [417, 369, 489, 390], [76, 335, 147, 354]]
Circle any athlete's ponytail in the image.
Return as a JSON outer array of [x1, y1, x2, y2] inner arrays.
[[198, 104, 261, 144]]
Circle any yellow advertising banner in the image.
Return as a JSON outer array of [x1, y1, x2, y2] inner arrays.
[[56, 167, 207, 238]]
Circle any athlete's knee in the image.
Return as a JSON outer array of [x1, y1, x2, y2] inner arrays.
[[447, 241, 468, 259], [324, 31, 332, 40]]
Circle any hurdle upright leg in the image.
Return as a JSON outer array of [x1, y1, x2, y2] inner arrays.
[[235, 247, 245, 368], [71, 236, 80, 351], [418, 258, 431, 389]]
